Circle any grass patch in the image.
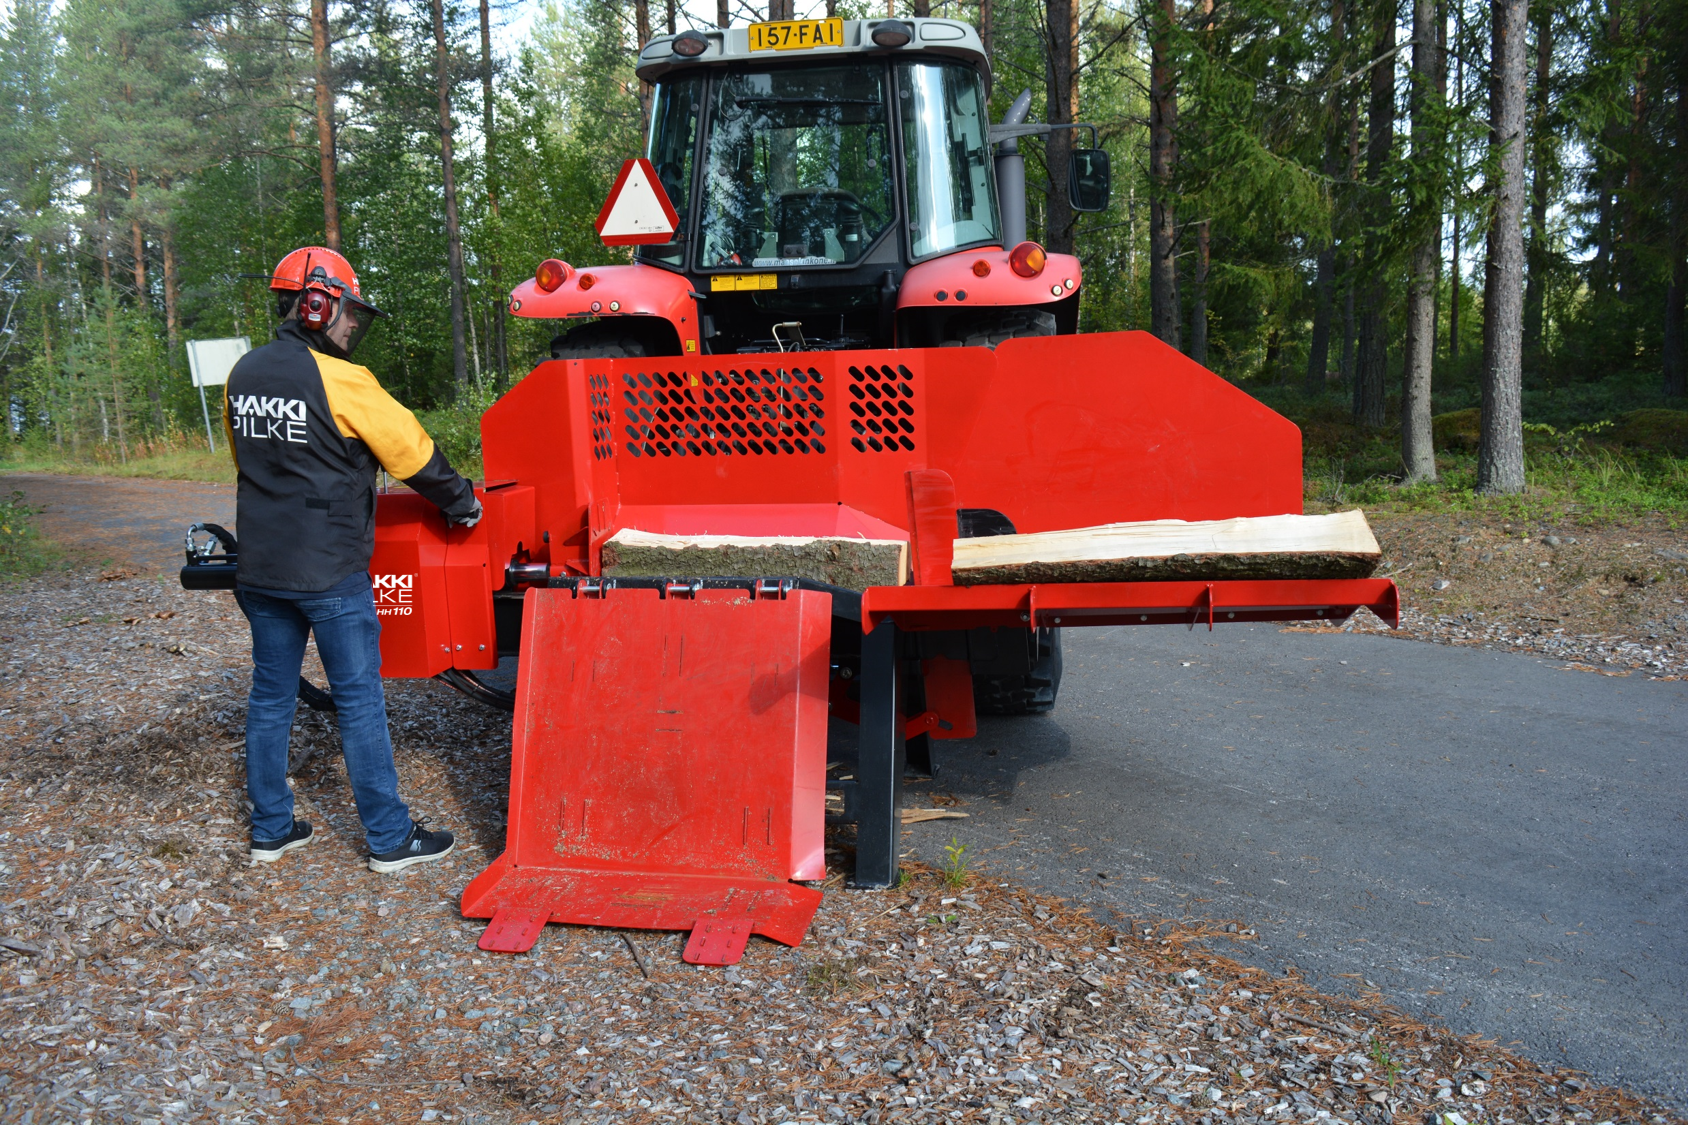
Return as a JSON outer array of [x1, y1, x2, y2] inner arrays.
[[3, 431, 236, 484], [0, 490, 63, 579], [1257, 389, 1688, 524], [804, 955, 866, 996], [940, 836, 971, 891]]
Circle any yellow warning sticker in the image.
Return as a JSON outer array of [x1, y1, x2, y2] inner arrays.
[[710, 273, 778, 292]]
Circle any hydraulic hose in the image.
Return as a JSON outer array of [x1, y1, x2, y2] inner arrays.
[[436, 668, 517, 712]]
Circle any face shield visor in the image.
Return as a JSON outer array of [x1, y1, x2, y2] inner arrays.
[[317, 290, 387, 359]]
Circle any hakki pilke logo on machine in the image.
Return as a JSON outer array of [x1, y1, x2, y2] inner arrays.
[[229, 395, 308, 444], [372, 573, 415, 616]]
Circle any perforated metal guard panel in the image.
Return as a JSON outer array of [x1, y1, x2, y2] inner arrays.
[[617, 365, 829, 459], [844, 362, 918, 454]]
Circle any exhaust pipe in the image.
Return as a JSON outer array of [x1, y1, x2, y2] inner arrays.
[[995, 88, 1033, 248]]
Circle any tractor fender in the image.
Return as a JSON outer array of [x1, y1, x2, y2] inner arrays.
[[896, 245, 1082, 311], [509, 263, 702, 356]]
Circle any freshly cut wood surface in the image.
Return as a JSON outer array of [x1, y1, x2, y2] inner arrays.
[[951, 510, 1381, 585], [602, 528, 909, 591]]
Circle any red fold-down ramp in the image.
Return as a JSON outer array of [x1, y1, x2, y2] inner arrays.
[[461, 584, 831, 965]]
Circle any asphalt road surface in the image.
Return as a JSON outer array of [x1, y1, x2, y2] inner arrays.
[[905, 624, 1686, 1109], [9, 473, 1684, 1107]]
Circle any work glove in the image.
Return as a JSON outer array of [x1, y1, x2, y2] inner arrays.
[[450, 499, 483, 529]]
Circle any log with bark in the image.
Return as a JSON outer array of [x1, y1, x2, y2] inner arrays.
[[950, 510, 1381, 585], [602, 528, 908, 591]]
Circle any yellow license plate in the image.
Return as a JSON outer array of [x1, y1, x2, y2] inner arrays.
[[710, 273, 778, 292], [748, 18, 844, 51]]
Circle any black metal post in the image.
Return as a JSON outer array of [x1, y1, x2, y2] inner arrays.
[[853, 618, 902, 888]]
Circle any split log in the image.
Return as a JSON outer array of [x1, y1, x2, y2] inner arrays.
[[950, 510, 1381, 585], [602, 528, 908, 591]]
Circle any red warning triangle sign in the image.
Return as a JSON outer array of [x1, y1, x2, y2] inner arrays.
[[595, 158, 680, 246]]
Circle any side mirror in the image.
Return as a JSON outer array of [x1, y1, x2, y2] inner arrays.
[[1068, 148, 1111, 213]]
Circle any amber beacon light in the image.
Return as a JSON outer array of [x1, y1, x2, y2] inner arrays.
[[1008, 242, 1047, 279], [534, 258, 571, 293]]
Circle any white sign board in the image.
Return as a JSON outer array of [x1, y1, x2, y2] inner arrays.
[[594, 158, 680, 246], [187, 337, 250, 388]]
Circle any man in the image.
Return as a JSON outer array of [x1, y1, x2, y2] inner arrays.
[[224, 246, 481, 873]]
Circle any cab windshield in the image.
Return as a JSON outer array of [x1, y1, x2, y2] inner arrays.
[[698, 65, 895, 269]]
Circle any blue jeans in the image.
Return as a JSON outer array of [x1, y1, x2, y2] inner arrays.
[[237, 585, 413, 853]]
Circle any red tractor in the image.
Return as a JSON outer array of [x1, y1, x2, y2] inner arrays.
[[513, 16, 1109, 360], [185, 16, 1397, 967]]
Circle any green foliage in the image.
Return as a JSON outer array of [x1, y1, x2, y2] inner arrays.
[[804, 954, 865, 996], [0, 0, 1680, 481], [940, 836, 970, 891], [0, 489, 59, 578], [1279, 387, 1688, 523], [1366, 1035, 1402, 1088]]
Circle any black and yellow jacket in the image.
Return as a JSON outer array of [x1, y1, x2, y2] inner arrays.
[[223, 320, 477, 592]]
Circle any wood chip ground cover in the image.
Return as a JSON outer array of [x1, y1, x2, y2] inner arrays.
[[1286, 512, 1687, 678], [0, 571, 1679, 1125]]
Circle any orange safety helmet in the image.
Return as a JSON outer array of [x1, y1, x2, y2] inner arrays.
[[269, 246, 386, 356]]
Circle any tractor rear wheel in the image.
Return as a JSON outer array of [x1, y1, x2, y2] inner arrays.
[[550, 318, 678, 359], [973, 627, 1063, 715], [944, 309, 1056, 349]]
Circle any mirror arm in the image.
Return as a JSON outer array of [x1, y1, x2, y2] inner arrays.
[[987, 122, 1100, 147]]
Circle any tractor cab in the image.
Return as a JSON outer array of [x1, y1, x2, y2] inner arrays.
[[516, 18, 1108, 358]]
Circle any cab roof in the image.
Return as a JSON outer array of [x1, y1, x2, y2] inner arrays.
[[634, 17, 990, 87]]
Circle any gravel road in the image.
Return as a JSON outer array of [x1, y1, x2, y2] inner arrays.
[[901, 624, 1687, 1110], [2, 473, 235, 575], [2, 472, 1682, 1121]]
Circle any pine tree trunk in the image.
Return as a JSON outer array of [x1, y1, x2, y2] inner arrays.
[[717, 0, 729, 27], [1353, 0, 1393, 428], [1667, 249, 1686, 398], [1521, 3, 1552, 354], [98, 163, 128, 463], [1402, 0, 1443, 482], [1450, 211, 1461, 358], [1664, 65, 1686, 397], [1591, 0, 1621, 297], [666, 0, 676, 34], [636, 0, 654, 132], [1148, 0, 1181, 349], [312, 0, 341, 251], [1190, 221, 1210, 365], [160, 213, 181, 434], [32, 239, 54, 376], [480, 0, 507, 388], [1340, 262, 1357, 382], [1479, 0, 1529, 495], [911, 0, 931, 16], [1044, 0, 1079, 254], [431, 0, 470, 392], [126, 167, 147, 307], [1307, 0, 1347, 394], [979, 0, 993, 56], [1307, 246, 1335, 391]]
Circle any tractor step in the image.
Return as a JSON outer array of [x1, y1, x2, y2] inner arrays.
[[461, 583, 832, 965]]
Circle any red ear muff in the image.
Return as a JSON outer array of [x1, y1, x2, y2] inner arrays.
[[301, 290, 333, 330]]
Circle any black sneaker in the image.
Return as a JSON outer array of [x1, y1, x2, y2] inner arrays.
[[368, 820, 455, 874], [250, 820, 314, 863]]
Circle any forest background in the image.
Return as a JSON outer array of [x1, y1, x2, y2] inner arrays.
[[0, 0, 1684, 516]]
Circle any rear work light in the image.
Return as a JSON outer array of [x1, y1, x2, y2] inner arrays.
[[671, 30, 708, 57], [534, 258, 572, 293], [871, 20, 912, 47], [1008, 241, 1047, 278]]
